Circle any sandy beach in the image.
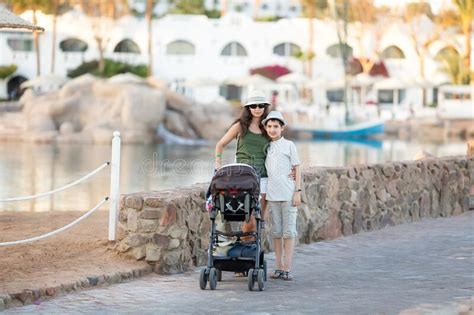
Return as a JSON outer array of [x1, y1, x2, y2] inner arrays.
[[0, 209, 147, 295]]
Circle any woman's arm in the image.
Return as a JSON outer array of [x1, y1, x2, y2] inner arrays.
[[215, 123, 240, 170]]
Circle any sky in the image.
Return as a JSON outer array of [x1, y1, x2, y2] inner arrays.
[[374, 0, 455, 13]]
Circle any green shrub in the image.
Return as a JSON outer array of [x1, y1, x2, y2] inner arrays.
[[68, 59, 148, 78], [0, 64, 17, 79]]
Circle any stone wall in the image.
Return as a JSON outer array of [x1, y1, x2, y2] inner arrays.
[[116, 156, 472, 274]]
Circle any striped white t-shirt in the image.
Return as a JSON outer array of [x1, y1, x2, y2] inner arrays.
[[265, 137, 300, 202]]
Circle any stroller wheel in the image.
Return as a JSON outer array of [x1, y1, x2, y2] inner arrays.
[[217, 269, 222, 282], [199, 268, 208, 290], [257, 268, 265, 291], [247, 268, 255, 291], [209, 268, 218, 290]]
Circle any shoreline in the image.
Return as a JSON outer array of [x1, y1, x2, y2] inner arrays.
[[0, 210, 149, 310]]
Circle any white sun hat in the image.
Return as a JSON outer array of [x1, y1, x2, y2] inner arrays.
[[261, 111, 287, 126], [244, 90, 271, 107]]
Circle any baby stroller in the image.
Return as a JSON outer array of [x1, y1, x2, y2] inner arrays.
[[199, 163, 267, 291]]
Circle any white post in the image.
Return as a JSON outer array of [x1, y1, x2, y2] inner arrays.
[[108, 131, 121, 241]]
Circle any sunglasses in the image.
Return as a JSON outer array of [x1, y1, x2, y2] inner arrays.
[[248, 104, 267, 109]]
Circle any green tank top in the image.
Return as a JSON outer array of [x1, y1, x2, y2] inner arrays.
[[236, 130, 269, 178]]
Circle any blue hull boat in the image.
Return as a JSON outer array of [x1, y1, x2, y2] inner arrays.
[[293, 120, 384, 139]]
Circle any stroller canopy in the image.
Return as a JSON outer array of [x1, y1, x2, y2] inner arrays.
[[210, 164, 260, 198]]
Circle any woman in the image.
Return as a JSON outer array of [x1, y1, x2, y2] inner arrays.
[[215, 90, 271, 230]]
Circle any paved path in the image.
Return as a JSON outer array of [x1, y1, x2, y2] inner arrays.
[[6, 212, 474, 314]]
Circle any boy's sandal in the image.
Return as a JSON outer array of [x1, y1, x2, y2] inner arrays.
[[282, 271, 294, 281], [270, 270, 284, 279]]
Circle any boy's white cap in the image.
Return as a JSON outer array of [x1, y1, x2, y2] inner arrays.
[[244, 90, 271, 106], [261, 111, 287, 126]]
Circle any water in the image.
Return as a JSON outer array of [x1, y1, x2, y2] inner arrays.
[[0, 139, 466, 212]]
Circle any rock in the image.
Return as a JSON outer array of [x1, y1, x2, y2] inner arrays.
[[132, 246, 146, 260], [164, 110, 198, 139], [127, 209, 139, 232], [137, 219, 159, 232], [86, 277, 99, 286], [139, 209, 162, 220], [59, 121, 75, 134], [125, 234, 149, 247], [145, 244, 162, 262], [168, 238, 180, 250], [126, 196, 143, 210], [414, 150, 435, 160], [18, 75, 167, 144], [14, 290, 33, 304], [45, 287, 56, 296], [153, 233, 170, 247], [120, 85, 165, 130], [144, 197, 164, 208]]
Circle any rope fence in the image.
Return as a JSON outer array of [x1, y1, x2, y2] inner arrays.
[[0, 162, 110, 202], [0, 131, 122, 245], [0, 197, 109, 247]]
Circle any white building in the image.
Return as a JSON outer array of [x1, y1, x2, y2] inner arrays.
[[128, 0, 302, 18], [0, 8, 469, 108]]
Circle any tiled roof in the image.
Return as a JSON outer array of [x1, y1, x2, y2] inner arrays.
[[0, 7, 44, 31]]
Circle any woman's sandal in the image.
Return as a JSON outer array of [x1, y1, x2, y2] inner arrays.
[[271, 269, 284, 279], [282, 271, 294, 281]]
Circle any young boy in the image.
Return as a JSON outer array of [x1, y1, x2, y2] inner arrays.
[[262, 111, 301, 281]]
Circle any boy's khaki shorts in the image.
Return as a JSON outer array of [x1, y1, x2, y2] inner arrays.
[[269, 201, 297, 239]]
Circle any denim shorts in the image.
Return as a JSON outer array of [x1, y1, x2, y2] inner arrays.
[[269, 201, 297, 239]]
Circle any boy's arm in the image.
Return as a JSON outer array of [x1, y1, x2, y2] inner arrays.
[[292, 164, 302, 207]]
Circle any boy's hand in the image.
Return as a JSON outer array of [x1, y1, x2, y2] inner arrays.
[[288, 167, 296, 180], [292, 191, 301, 207]]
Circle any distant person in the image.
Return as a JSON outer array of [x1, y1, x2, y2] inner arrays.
[[271, 91, 279, 111], [262, 111, 302, 281]]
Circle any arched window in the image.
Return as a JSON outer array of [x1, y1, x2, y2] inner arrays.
[[59, 38, 88, 52], [221, 42, 247, 56], [273, 42, 301, 57], [166, 40, 195, 55], [114, 39, 140, 54], [435, 46, 460, 62], [326, 43, 353, 59], [381, 45, 405, 59], [7, 38, 33, 51]]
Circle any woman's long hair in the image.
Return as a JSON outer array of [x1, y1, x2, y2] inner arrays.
[[233, 106, 270, 138]]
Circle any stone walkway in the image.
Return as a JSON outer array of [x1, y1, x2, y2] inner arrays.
[[6, 212, 474, 314]]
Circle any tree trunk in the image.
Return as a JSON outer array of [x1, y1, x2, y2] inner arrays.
[[253, 0, 260, 19], [32, 8, 41, 76], [307, 3, 315, 79], [221, 0, 227, 17], [50, 0, 59, 74], [146, 0, 154, 76], [96, 36, 105, 75], [418, 51, 427, 106], [464, 24, 471, 81]]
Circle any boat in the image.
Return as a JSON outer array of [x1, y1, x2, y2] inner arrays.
[[291, 119, 384, 139]]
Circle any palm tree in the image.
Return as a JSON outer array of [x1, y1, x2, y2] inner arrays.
[[452, 0, 473, 84], [221, 0, 227, 17], [12, 0, 49, 76], [79, 0, 129, 76], [50, 0, 59, 74], [146, 0, 157, 76], [440, 49, 467, 84], [300, 0, 316, 78]]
